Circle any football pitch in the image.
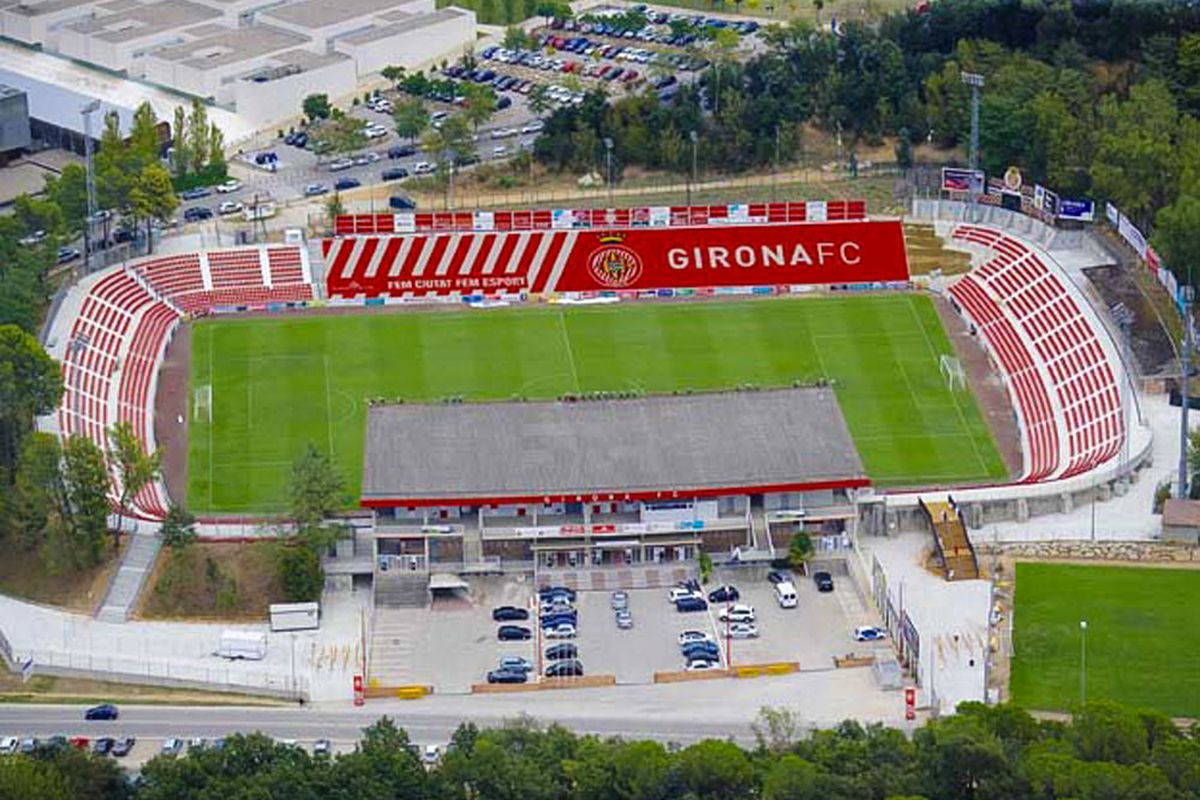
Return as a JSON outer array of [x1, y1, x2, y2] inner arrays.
[[186, 294, 1007, 514], [1010, 563, 1200, 717]]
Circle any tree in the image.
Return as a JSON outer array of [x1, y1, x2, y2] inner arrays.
[[160, 504, 197, 551], [762, 754, 822, 800], [325, 192, 345, 230], [94, 111, 131, 213], [310, 114, 368, 157], [528, 84, 553, 117], [10, 432, 64, 550], [128, 165, 178, 255], [503, 25, 530, 51], [787, 531, 812, 573], [1152, 195, 1200, 292], [0, 756, 70, 800], [43, 163, 89, 233], [393, 97, 429, 143], [674, 739, 756, 800], [753, 706, 801, 755], [1092, 79, 1180, 228], [186, 98, 210, 176], [0, 325, 62, 482], [289, 442, 348, 555], [128, 101, 160, 173], [107, 420, 160, 548], [277, 543, 323, 601], [303, 93, 333, 122], [61, 435, 109, 568], [811, 0, 823, 26], [207, 122, 226, 176], [381, 65, 406, 87], [171, 105, 189, 178], [461, 83, 498, 132]]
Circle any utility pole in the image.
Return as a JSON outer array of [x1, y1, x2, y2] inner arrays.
[[1180, 285, 1195, 498], [1079, 620, 1088, 708], [81, 100, 101, 276], [961, 72, 985, 221], [688, 130, 698, 207]]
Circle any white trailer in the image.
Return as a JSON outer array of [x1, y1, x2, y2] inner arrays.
[[217, 630, 268, 660], [269, 602, 320, 632]]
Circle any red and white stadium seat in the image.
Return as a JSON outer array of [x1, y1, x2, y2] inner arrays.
[[947, 225, 1125, 483], [53, 244, 313, 521]]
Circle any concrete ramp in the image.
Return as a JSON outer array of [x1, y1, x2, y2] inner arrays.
[[919, 497, 979, 581]]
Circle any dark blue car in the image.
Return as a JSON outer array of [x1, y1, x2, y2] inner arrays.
[[84, 704, 119, 721]]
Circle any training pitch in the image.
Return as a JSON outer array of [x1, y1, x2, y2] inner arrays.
[[186, 294, 1006, 513], [1010, 562, 1200, 717]]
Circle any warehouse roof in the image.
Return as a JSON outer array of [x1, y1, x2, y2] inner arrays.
[[62, 0, 221, 43], [337, 7, 468, 45], [234, 47, 350, 82], [6, 0, 95, 19], [361, 387, 868, 506], [148, 23, 309, 69], [260, 0, 421, 30]]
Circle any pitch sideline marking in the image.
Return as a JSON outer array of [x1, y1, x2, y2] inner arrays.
[[323, 354, 336, 457], [207, 324, 214, 514], [906, 295, 991, 477], [557, 310, 582, 393]]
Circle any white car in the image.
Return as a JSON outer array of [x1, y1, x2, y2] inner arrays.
[[215, 179, 242, 193], [492, 146, 508, 158], [160, 737, 184, 756], [521, 120, 544, 134], [423, 744, 440, 764], [328, 157, 355, 172], [544, 623, 577, 639], [413, 161, 435, 175], [853, 626, 887, 642], [364, 125, 388, 139], [718, 604, 756, 623], [677, 630, 714, 646], [728, 623, 759, 639], [685, 658, 719, 671], [668, 587, 701, 603], [0, 736, 17, 754], [217, 200, 243, 215]]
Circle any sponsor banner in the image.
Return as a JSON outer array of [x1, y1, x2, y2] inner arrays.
[[1058, 198, 1095, 222], [1118, 214, 1148, 258], [325, 220, 909, 298], [393, 213, 416, 233], [473, 211, 495, 231], [649, 207, 670, 227], [1106, 202, 1120, 226], [941, 167, 985, 194], [805, 200, 827, 222], [552, 209, 576, 229]]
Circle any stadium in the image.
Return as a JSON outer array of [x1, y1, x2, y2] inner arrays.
[[39, 197, 1152, 599]]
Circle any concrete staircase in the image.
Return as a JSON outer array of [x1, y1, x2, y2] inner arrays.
[[374, 570, 429, 608], [920, 497, 979, 581], [368, 607, 420, 685], [96, 533, 161, 622], [462, 525, 484, 566]]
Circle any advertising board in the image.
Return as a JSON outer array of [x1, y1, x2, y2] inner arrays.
[[324, 220, 909, 299]]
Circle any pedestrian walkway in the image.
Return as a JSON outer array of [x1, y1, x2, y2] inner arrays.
[[96, 533, 161, 623]]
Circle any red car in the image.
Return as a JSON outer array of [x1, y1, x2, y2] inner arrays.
[[69, 737, 90, 750]]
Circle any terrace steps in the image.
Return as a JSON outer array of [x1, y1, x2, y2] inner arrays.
[[920, 497, 979, 581]]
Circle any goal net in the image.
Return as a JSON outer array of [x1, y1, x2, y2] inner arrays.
[[193, 384, 212, 423], [940, 355, 966, 391]]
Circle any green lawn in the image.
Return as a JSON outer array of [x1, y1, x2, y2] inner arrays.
[[186, 294, 1006, 514], [1011, 563, 1200, 717]]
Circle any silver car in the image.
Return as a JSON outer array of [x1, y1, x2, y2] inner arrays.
[[610, 591, 628, 610], [615, 610, 633, 629]]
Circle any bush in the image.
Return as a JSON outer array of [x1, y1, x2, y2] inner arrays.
[[171, 163, 228, 192], [278, 544, 323, 602]]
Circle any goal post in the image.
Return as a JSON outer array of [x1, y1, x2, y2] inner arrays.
[[940, 355, 966, 392], [193, 384, 212, 423]]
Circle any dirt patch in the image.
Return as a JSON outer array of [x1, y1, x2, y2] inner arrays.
[[156, 323, 191, 509], [1083, 262, 1177, 378], [0, 537, 128, 613], [0, 672, 286, 706], [136, 541, 285, 621], [933, 294, 1022, 479]]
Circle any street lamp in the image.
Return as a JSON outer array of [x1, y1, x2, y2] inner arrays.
[[688, 130, 699, 207], [81, 100, 101, 277], [1180, 284, 1195, 499], [961, 71, 985, 221], [603, 136, 613, 208], [1079, 620, 1088, 708]]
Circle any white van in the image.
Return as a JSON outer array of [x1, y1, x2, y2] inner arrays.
[[775, 580, 798, 608]]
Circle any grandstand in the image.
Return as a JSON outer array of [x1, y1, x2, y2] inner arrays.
[[42, 243, 314, 521]]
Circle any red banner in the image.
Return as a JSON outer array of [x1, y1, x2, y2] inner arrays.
[[324, 220, 908, 299]]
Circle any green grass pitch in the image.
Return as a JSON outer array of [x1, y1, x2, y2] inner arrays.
[[186, 294, 1007, 514], [1010, 562, 1200, 716]]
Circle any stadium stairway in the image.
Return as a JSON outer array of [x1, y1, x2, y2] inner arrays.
[[96, 533, 162, 622], [918, 497, 979, 581], [367, 608, 421, 686], [461, 526, 484, 566], [374, 571, 430, 608]]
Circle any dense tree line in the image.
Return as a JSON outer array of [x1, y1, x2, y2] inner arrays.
[[534, 0, 1200, 287], [7, 702, 1200, 800]]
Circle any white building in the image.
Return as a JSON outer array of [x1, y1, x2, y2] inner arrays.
[[56, 0, 222, 75], [333, 6, 474, 77]]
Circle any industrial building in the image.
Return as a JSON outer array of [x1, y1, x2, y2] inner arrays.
[[0, 83, 31, 160]]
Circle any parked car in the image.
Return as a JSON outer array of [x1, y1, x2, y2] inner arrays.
[[499, 656, 533, 672], [217, 200, 243, 215], [718, 604, 756, 623], [544, 643, 578, 660], [539, 586, 576, 602], [17, 738, 37, 754], [0, 737, 17, 755], [678, 630, 713, 646], [69, 736, 90, 750], [486, 668, 528, 684], [216, 179, 242, 193], [313, 738, 332, 757], [180, 187, 211, 200], [389, 195, 417, 210], [544, 622, 578, 639], [728, 623, 759, 639], [413, 161, 435, 175], [304, 183, 329, 197], [681, 641, 720, 659], [492, 605, 529, 621], [423, 745, 440, 764], [497, 625, 532, 641], [85, 704, 119, 721], [160, 738, 184, 756], [521, 120, 545, 134], [291, 132, 309, 148], [382, 167, 409, 181], [388, 144, 417, 159], [91, 737, 115, 756], [675, 595, 708, 612], [545, 659, 584, 677], [610, 591, 628, 610], [767, 570, 791, 584], [814, 571, 835, 592], [56, 246, 81, 264], [668, 587, 701, 603], [540, 612, 578, 629], [111, 737, 135, 757], [685, 658, 719, 671], [615, 610, 633, 629], [707, 585, 740, 603], [853, 626, 887, 642], [334, 177, 361, 191], [327, 157, 355, 172]]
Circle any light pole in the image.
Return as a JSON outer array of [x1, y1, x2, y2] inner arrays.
[[1180, 284, 1195, 499], [961, 71, 985, 221], [81, 100, 101, 276], [771, 124, 780, 202], [1079, 620, 1088, 708], [603, 136, 613, 207], [688, 130, 698, 207]]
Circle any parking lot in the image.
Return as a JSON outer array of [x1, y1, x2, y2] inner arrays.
[[373, 565, 890, 692]]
